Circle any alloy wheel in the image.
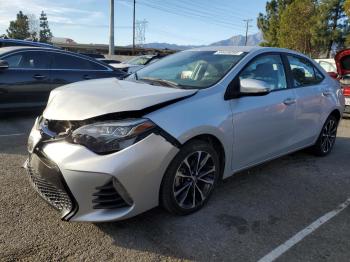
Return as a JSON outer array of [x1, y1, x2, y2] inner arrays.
[[320, 118, 337, 154], [173, 151, 217, 209]]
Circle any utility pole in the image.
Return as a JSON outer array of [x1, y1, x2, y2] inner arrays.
[[132, 0, 136, 55], [109, 0, 115, 56], [243, 19, 253, 46]]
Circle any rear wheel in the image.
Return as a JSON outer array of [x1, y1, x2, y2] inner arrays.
[[161, 140, 220, 215], [311, 115, 338, 156]]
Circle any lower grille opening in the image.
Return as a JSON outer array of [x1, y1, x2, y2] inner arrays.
[[27, 163, 73, 213], [92, 180, 130, 209]]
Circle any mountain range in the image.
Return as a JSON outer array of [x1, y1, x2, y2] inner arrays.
[[141, 32, 263, 50]]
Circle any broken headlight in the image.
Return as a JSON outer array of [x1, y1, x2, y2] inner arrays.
[[69, 119, 156, 154]]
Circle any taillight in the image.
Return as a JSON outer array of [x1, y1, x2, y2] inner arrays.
[[343, 87, 350, 96]]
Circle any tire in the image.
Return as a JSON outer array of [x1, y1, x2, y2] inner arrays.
[[311, 114, 338, 156], [160, 139, 220, 215]]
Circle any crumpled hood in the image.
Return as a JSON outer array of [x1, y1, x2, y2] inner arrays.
[[43, 78, 196, 120]]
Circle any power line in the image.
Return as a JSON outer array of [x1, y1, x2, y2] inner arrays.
[[120, 0, 245, 30]]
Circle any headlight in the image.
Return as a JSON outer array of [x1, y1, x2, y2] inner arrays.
[[69, 119, 156, 154]]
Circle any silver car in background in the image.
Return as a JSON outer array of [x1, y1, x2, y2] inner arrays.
[[25, 46, 345, 222]]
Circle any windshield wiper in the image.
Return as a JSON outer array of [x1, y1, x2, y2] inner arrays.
[[138, 77, 180, 88]]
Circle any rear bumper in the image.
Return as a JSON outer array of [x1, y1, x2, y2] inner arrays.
[[25, 127, 179, 222]]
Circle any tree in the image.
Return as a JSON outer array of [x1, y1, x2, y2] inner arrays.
[[28, 14, 39, 41], [278, 0, 317, 56], [39, 11, 53, 43], [6, 11, 30, 40], [345, 0, 350, 15], [313, 0, 347, 57], [343, 0, 350, 46], [257, 0, 294, 47]]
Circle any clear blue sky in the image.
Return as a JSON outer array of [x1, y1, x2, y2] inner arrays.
[[0, 0, 266, 46]]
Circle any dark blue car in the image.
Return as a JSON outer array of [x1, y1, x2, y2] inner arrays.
[[0, 38, 59, 49], [0, 46, 127, 111]]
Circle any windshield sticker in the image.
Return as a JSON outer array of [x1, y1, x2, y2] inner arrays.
[[214, 51, 243, 55]]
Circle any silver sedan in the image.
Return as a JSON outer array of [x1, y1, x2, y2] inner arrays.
[[25, 46, 345, 222]]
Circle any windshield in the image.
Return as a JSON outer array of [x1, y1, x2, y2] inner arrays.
[[126, 56, 152, 65], [134, 50, 247, 89]]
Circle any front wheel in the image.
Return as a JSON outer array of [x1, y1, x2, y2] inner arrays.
[[160, 140, 220, 215], [311, 115, 338, 156]]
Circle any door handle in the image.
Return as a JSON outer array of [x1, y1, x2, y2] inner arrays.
[[83, 75, 92, 80], [322, 89, 332, 96], [283, 98, 296, 105], [33, 74, 46, 80]]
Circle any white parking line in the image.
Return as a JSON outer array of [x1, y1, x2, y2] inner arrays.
[[0, 133, 25, 137], [258, 197, 350, 262]]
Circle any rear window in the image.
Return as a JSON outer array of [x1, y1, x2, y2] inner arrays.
[[287, 55, 324, 87], [340, 56, 350, 71], [51, 53, 107, 70]]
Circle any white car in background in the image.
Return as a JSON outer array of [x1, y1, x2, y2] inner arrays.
[[113, 54, 164, 74], [314, 59, 337, 75]]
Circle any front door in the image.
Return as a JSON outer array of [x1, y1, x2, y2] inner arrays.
[[0, 50, 52, 109], [230, 54, 297, 171]]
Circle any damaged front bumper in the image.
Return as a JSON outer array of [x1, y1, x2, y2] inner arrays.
[[24, 119, 179, 222]]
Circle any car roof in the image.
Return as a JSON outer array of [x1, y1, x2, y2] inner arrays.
[[0, 46, 89, 58], [0, 46, 114, 69], [190, 46, 262, 53], [188, 45, 303, 55], [0, 38, 56, 47]]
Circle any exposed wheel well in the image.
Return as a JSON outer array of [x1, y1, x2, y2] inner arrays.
[[183, 134, 226, 179], [330, 109, 341, 122]]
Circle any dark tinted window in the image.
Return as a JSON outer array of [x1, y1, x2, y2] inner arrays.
[[51, 53, 106, 70], [340, 56, 350, 70], [3, 51, 50, 69], [287, 56, 324, 86]]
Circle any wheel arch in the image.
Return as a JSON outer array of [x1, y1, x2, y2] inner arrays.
[[180, 134, 226, 180], [329, 109, 341, 122]]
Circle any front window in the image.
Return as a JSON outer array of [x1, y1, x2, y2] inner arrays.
[[239, 54, 287, 91], [3, 51, 50, 69], [134, 50, 247, 89], [126, 56, 152, 65]]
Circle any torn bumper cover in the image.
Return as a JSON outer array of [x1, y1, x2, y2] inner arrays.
[[24, 119, 179, 222]]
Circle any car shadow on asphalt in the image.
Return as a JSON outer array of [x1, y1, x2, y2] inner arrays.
[[0, 110, 40, 156], [94, 136, 350, 261]]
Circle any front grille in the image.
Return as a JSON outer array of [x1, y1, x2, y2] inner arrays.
[[26, 153, 76, 218], [27, 166, 72, 211], [92, 180, 130, 209]]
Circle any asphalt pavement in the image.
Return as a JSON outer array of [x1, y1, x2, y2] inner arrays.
[[1, 112, 349, 262]]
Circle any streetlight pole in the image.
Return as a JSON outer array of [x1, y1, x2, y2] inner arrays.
[[109, 0, 115, 56], [132, 0, 136, 55], [243, 19, 253, 46]]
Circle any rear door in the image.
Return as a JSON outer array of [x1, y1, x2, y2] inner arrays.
[[230, 53, 297, 171], [0, 50, 52, 109], [285, 55, 325, 146], [50, 52, 116, 89]]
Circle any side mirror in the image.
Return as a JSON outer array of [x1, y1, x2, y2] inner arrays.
[[327, 72, 338, 79], [0, 60, 9, 70], [240, 79, 271, 96]]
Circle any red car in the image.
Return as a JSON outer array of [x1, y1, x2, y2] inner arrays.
[[334, 49, 350, 115]]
